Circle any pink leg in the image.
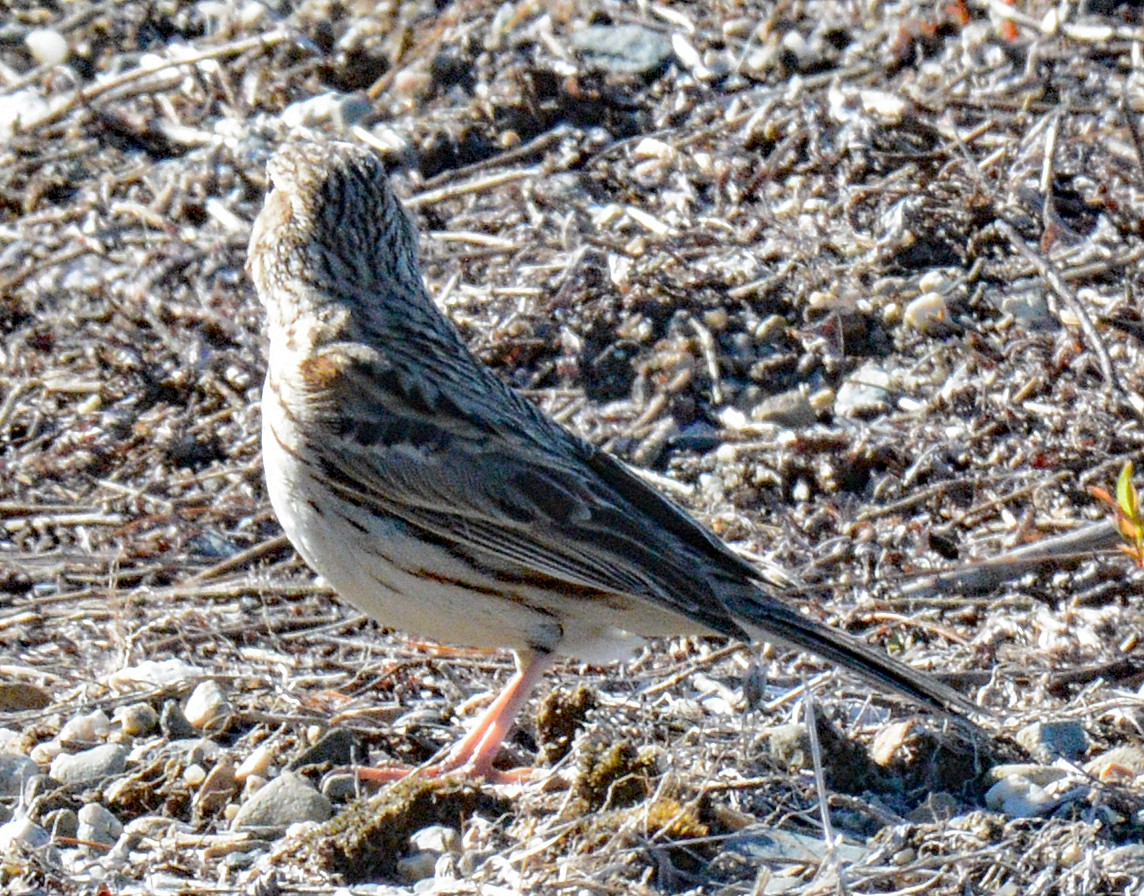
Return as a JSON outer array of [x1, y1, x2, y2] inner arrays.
[[438, 649, 555, 777], [357, 649, 554, 784]]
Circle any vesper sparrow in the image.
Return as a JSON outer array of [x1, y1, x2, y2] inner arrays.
[[247, 141, 978, 779]]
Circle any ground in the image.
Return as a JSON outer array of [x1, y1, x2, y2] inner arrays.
[[1, 0, 1144, 894]]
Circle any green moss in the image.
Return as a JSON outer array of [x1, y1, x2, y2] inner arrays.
[[299, 777, 509, 882], [535, 685, 597, 764], [576, 740, 656, 810]]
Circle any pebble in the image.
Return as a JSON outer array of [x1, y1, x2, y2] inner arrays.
[[108, 658, 204, 690], [49, 743, 127, 787], [1015, 720, 1088, 762], [113, 703, 158, 738], [230, 772, 332, 832], [281, 92, 372, 130], [25, 28, 69, 66], [235, 743, 274, 782], [160, 700, 198, 738], [903, 291, 951, 334], [410, 824, 461, 855], [29, 739, 63, 765], [184, 681, 231, 730], [834, 363, 893, 418], [0, 753, 39, 796], [42, 807, 78, 840], [194, 762, 237, 816], [748, 388, 816, 429], [77, 803, 123, 848], [58, 709, 111, 747], [288, 727, 359, 771], [571, 24, 673, 76], [396, 850, 439, 883], [0, 814, 51, 854]]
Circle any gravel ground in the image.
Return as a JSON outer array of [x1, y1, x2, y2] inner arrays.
[[2, 1, 1144, 893]]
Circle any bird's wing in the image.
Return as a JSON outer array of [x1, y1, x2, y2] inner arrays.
[[296, 341, 748, 638], [293, 340, 982, 721]]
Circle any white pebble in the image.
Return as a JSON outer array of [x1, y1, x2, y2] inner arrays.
[[112, 703, 158, 737], [903, 292, 948, 334], [107, 658, 204, 690], [183, 763, 206, 786], [235, 743, 274, 782], [58, 709, 111, 746], [77, 803, 123, 847], [25, 29, 69, 67], [184, 680, 230, 730]]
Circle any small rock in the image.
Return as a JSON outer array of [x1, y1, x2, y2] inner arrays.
[[58, 709, 111, 747], [235, 743, 274, 782], [410, 824, 461, 855], [288, 727, 359, 770], [185, 738, 223, 766], [77, 803, 123, 848], [835, 363, 893, 418], [869, 721, 913, 766], [194, 762, 237, 816], [281, 92, 372, 130], [41, 807, 78, 840], [0, 814, 51, 854], [1086, 745, 1144, 782], [230, 773, 332, 832], [183, 763, 207, 786], [108, 658, 203, 690], [28, 739, 61, 765], [903, 291, 952, 335], [184, 681, 230, 730], [396, 851, 439, 883], [1016, 721, 1088, 762], [571, 24, 673, 76], [160, 701, 197, 738], [25, 28, 69, 66], [112, 703, 158, 737], [0, 753, 39, 796], [49, 744, 127, 787], [748, 388, 816, 429]]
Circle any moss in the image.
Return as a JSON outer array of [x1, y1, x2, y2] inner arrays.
[[576, 740, 656, 810], [300, 776, 509, 882], [535, 685, 597, 764]]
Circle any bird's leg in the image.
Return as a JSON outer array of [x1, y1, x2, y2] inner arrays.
[[437, 649, 555, 778], [357, 649, 554, 784]]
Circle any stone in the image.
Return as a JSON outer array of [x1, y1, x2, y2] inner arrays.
[[0, 753, 39, 796], [77, 803, 123, 848], [571, 25, 673, 76], [230, 773, 332, 832], [49, 744, 127, 787]]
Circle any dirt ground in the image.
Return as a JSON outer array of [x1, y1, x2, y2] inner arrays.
[[2, 0, 1144, 893]]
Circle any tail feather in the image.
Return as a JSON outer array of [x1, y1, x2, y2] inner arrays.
[[738, 596, 982, 722]]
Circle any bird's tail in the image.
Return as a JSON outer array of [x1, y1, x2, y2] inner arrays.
[[736, 592, 983, 723]]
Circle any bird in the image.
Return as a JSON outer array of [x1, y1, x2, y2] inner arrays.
[[246, 140, 980, 781]]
